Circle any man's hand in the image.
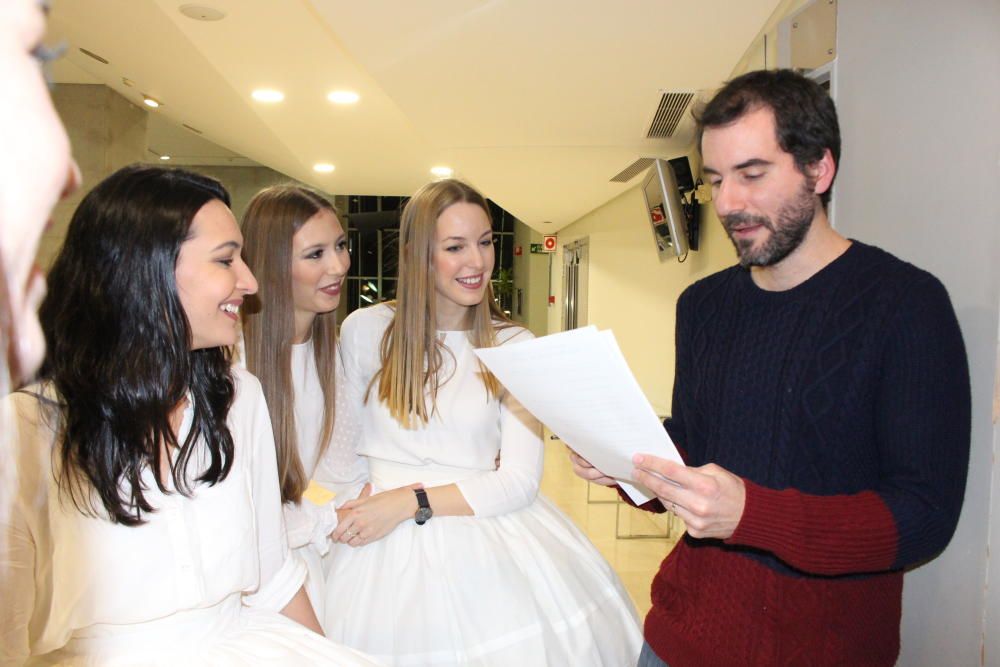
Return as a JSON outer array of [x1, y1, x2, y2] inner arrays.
[[566, 447, 617, 487], [632, 454, 746, 540]]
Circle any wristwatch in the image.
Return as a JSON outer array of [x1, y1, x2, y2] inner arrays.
[[413, 488, 433, 525]]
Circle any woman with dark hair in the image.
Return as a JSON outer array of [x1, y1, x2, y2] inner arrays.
[[320, 178, 642, 665], [0, 165, 378, 666], [239, 185, 368, 624]]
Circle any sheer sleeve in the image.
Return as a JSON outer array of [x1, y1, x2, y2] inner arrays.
[[314, 341, 370, 505], [235, 370, 306, 611], [455, 328, 544, 517], [281, 498, 337, 556]]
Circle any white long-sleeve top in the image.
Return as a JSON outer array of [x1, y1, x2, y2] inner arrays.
[[283, 341, 369, 553], [0, 369, 304, 664], [325, 303, 542, 518]]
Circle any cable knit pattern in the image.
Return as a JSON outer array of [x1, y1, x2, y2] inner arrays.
[[642, 241, 970, 667]]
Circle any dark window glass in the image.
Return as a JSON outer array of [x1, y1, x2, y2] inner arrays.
[[381, 279, 397, 302], [357, 228, 379, 276], [381, 229, 400, 280], [347, 230, 362, 277], [346, 278, 361, 311], [501, 212, 514, 233], [500, 234, 514, 272]]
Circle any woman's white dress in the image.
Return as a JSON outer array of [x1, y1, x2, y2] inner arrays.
[[321, 304, 642, 666], [0, 368, 379, 666], [284, 340, 368, 625]]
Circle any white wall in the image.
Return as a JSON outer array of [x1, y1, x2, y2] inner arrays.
[[546, 155, 734, 416], [835, 1, 1000, 663], [511, 221, 550, 337]]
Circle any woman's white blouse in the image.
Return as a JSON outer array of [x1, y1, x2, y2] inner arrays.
[[284, 341, 368, 552], [325, 303, 543, 518], [0, 368, 304, 664]]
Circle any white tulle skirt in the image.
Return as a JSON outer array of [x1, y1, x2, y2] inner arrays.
[[322, 491, 642, 667], [28, 594, 381, 666]]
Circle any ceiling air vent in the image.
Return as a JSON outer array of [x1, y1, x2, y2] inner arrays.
[[646, 91, 695, 139], [610, 157, 654, 183]]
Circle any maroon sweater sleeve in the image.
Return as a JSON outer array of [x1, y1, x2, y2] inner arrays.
[[727, 482, 898, 574]]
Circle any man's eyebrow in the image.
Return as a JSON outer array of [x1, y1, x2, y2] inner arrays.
[[734, 158, 773, 170]]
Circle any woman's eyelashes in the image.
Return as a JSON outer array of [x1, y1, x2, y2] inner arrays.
[[444, 237, 492, 253]]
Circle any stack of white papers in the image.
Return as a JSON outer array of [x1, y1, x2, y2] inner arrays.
[[474, 326, 682, 504]]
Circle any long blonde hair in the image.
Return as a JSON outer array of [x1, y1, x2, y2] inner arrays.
[[240, 185, 341, 504], [375, 179, 510, 428]]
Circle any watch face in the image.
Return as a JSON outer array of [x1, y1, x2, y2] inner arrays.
[[415, 507, 433, 525]]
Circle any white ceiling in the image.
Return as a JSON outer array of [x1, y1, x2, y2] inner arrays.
[[48, 0, 783, 231]]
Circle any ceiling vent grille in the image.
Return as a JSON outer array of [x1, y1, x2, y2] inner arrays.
[[610, 157, 654, 183], [646, 91, 695, 138]]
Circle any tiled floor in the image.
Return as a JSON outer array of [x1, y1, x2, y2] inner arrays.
[[538, 433, 682, 619]]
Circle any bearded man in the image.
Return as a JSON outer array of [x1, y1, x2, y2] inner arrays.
[[570, 69, 971, 667]]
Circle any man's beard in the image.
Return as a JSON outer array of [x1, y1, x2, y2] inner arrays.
[[722, 181, 818, 268]]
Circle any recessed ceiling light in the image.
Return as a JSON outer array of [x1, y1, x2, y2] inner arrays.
[[252, 89, 284, 103], [142, 95, 162, 108], [179, 4, 226, 21], [430, 166, 453, 178], [327, 90, 360, 105], [160, 155, 171, 161], [313, 163, 335, 173]]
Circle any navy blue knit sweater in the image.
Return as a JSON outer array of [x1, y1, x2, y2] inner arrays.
[[642, 241, 971, 666]]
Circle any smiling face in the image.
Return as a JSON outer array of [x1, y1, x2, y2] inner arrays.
[[431, 201, 494, 330], [0, 0, 80, 382], [701, 106, 823, 268], [290, 208, 349, 342], [175, 200, 258, 350]]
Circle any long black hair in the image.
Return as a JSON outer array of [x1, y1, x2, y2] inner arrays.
[[38, 164, 236, 525]]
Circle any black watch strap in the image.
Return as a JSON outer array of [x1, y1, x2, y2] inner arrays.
[[414, 488, 433, 525]]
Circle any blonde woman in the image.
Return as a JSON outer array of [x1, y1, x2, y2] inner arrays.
[[240, 185, 368, 623], [322, 179, 642, 665]]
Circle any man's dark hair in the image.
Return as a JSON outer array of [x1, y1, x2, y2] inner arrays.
[[694, 69, 840, 206]]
